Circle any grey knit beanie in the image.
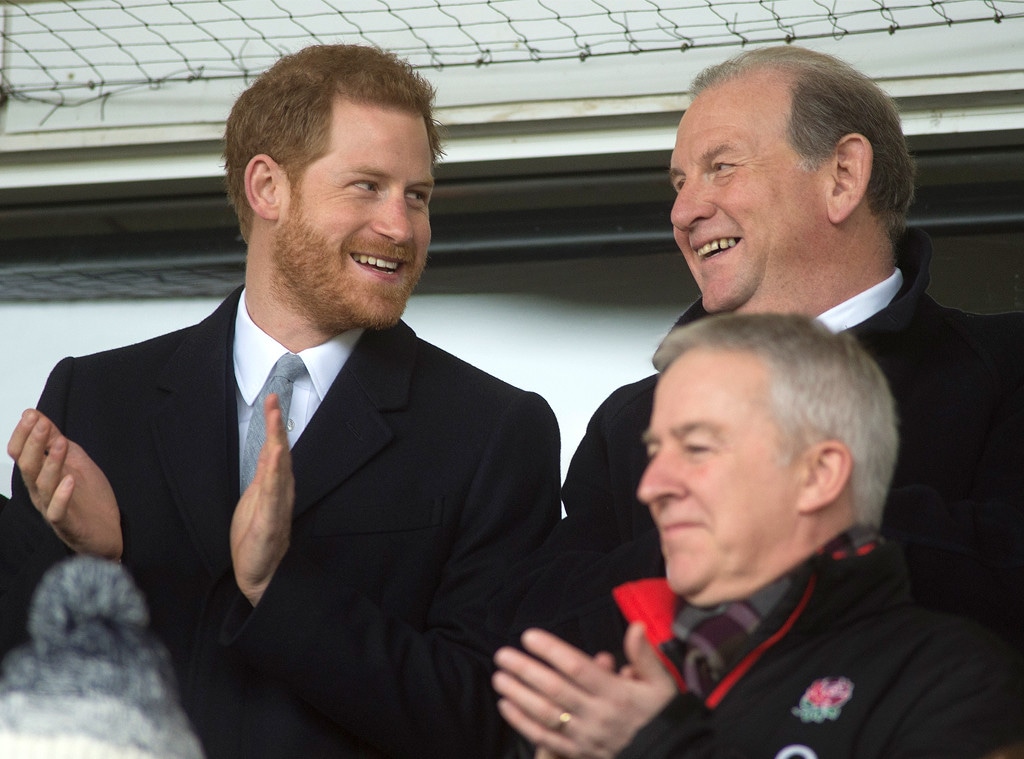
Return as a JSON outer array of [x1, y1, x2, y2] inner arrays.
[[0, 556, 205, 759]]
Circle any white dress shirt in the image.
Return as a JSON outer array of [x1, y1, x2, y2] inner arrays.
[[233, 289, 362, 455], [817, 268, 904, 333]]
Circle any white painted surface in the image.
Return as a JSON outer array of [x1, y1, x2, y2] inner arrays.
[[0, 251, 693, 497]]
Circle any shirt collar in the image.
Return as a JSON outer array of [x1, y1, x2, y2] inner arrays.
[[233, 289, 363, 404], [817, 268, 903, 333]]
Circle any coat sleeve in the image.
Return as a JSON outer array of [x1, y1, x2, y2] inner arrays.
[[616, 694, 717, 759], [559, 375, 658, 551], [220, 389, 561, 758], [871, 618, 1024, 757], [491, 376, 665, 657], [0, 358, 77, 654], [876, 309, 1024, 654]]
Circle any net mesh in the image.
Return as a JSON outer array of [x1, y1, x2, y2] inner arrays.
[[2, 0, 1021, 108]]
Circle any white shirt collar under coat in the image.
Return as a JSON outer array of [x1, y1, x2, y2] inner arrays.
[[233, 289, 362, 405], [817, 268, 903, 333]]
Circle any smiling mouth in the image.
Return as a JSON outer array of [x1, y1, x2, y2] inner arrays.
[[352, 253, 401, 273], [695, 237, 739, 259]]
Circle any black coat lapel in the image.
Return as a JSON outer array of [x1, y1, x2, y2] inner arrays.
[[148, 296, 419, 570], [150, 289, 241, 577], [290, 322, 417, 519]]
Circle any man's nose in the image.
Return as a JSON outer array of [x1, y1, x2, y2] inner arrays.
[[670, 179, 716, 243], [371, 193, 415, 244], [637, 449, 672, 514]]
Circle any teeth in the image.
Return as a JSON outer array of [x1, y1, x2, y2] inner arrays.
[[696, 237, 738, 258], [354, 254, 399, 271]]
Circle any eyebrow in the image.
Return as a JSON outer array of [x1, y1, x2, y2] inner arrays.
[[347, 166, 435, 189], [668, 141, 734, 185], [642, 422, 721, 446], [671, 422, 720, 440], [699, 142, 733, 165]]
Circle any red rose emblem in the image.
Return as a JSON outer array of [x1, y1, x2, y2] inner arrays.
[[792, 676, 854, 723], [806, 677, 854, 708]]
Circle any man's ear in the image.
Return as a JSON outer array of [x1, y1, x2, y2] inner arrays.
[[795, 440, 853, 516], [244, 154, 288, 223], [825, 133, 872, 226]]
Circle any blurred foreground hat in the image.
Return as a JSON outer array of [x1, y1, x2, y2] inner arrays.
[[0, 555, 205, 758]]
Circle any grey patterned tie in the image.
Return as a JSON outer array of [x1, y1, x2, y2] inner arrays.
[[240, 353, 306, 490]]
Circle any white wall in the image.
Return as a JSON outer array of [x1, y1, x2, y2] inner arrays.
[[0, 298, 220, 497], [0, 250, 694, 498], [406, 293, 679, 478]]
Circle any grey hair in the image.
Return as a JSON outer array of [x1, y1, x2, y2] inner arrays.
[[653, 314, 898, 527], [691, 45, 915, 249]]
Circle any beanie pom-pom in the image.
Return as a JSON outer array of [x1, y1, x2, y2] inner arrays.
[[28, 557, 149, 655]]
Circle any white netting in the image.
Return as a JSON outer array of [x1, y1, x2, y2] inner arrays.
[[2, 0, 1021, 107]]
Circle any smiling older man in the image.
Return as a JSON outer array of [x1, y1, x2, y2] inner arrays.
[[499, 44, 1024, 660], [494, 314, 1024, 759]]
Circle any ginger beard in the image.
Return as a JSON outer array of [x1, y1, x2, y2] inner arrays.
[[269, 195, 426, 335]]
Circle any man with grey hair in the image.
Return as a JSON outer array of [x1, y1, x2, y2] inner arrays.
[[499, 44, 1024, 657], [494, 314, 1024, 759]]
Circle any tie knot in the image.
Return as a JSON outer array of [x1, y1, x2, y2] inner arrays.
[[270, 353, 306, 384]]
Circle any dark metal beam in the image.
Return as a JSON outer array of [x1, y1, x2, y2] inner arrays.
[[1, 170, 1023, 300]]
